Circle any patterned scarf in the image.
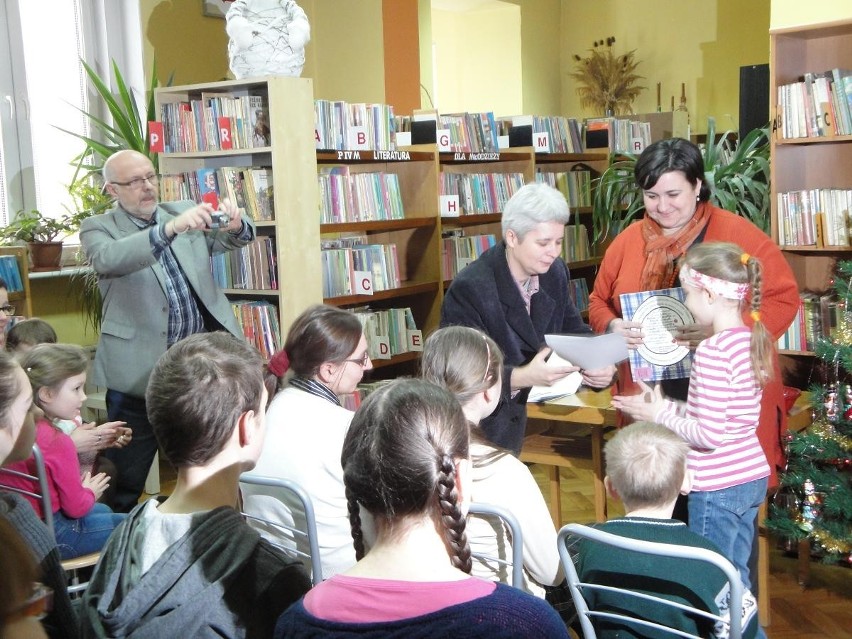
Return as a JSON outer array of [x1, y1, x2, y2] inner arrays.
[[638, 201, 711, 290]]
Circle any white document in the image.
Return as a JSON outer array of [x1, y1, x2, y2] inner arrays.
[[528, 352, 583, 403], [544, 333, 629, 370]]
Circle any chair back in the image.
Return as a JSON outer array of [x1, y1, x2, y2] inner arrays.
[[557, 523, 744, 639], [0, 443, 56, 537], [467, 502, 525, 590], [240, 473, 323, 585]]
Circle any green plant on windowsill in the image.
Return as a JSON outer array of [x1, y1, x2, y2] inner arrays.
[[0, 209, 75, 244], [591, 117, 771, 244]]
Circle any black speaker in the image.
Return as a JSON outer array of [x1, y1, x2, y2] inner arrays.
[[739, 64, 770, 138]]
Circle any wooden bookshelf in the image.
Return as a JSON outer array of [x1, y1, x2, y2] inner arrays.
[[770, 20, 852, 378], [155, 76, 320, 353]]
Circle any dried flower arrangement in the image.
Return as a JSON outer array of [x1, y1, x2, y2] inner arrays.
[[571, 37, 645, 116]]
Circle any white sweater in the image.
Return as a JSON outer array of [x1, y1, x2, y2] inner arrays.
[[468, 442, 563, 597], [242, 386, 356, 580]]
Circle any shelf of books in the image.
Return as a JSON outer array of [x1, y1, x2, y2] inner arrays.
[[770, 19, 852, 379], [0, 246, 32, 320], [155, 76, 320, 359], [315, 116, 441, 371]]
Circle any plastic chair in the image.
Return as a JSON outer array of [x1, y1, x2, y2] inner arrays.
[[239, 473, 323, 585], [0, 443, 100, 595], [557, 523, 744, 639], [467, 501, 525, 590]]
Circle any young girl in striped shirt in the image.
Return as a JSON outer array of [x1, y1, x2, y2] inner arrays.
[[613, 241, 773, 593]]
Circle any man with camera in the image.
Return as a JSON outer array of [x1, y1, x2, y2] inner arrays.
[[81, 149, 255, 512]]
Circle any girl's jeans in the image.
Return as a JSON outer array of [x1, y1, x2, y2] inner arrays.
[[688, 476, 768, 591], [53, 502, 126, 560]]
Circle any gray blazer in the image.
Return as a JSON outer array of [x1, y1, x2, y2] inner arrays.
[[80, 201, 255, 397]]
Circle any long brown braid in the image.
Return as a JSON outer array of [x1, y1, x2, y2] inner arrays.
[[341, 379, 472, 572]]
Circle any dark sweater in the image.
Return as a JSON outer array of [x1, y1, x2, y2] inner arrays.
[[80, 502, 311, 638], [274, 582, 569, 638], [441, 242, 591, 454]]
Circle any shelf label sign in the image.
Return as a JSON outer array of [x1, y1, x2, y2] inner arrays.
[[373, 336, 391, 359], [441, 195, 461, 217], [348, 126, 369, 150], [534, 131, 551, 153], [437, 129, 452, 152], [218, 117, 233, 150], [631, 137, 645, 153], [148, 122, 164, 153], [408, 330, 423, 352], [354, 270, 374, 295], [395, 131, 412, 147]]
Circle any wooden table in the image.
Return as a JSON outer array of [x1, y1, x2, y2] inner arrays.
[[523, 388, 616, 527]]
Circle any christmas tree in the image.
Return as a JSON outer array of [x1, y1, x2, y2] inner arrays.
[[766, 262, 852, 565]]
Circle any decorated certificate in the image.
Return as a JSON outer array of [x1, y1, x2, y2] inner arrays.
[[619, 287, 694, 382]]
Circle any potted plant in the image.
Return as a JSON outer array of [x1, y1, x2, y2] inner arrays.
[[591, 117, 771, 245], [0, 209, 76, 271]]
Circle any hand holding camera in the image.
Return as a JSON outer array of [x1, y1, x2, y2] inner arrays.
[[169, 199, 241, 237]]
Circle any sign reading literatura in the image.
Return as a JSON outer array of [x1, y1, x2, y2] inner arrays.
[[335, 150, 412, 161]]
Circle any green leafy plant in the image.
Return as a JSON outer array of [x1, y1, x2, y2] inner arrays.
[[0, 209, 75, 244], [60, 58, 162, 182], [591, 117, 771, 244]]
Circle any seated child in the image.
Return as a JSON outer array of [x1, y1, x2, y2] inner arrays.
[[3, 344, 125, 559], [80, 332, 311, 638], [572, 421, 759, 639], [6, 318, 57, 355], [275, 379, 568, 638], [6, 319, 129, 488]]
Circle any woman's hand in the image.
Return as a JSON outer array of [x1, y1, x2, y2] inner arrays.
[[612, 380, 665, 422], [674, 322, 712, 350], [511, 347, 580, 390], [82, 471, 110, 500], [608, 318, 645, 350], [581, 365, 617, 389], [110, 425, 133, 448]]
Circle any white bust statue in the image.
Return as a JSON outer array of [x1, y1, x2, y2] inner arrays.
[[226, 0, 311, 78]]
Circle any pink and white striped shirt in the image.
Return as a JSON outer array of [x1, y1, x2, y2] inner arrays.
[[656, 326, 770, 492]]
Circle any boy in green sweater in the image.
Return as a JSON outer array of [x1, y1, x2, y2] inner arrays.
[[573, 421, 760, 639]]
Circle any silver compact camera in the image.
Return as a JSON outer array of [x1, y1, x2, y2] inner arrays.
[[208, 211, 231, 229]]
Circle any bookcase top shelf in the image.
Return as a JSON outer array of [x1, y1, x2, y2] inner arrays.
[[441, 213, 502, 227], [439, 150, 532, 164], [774, 135, 852, 146], [161, 147, 273, 159]]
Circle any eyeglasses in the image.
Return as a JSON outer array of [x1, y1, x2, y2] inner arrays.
[[110, 173, 159, 190], [343, 351, 371, 367], [0, 304, 15, 316]]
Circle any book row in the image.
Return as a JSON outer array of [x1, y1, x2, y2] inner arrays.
[[441, 232, 497, 280], [211, 237, 277, 291], [440, 171, 525, 216], [569, 278, 590, 313], [502, 115, 585, 154], [0, 256, 23, 292], [776, 188, 852, 247], [159, 93, 269, 153], [353, 306, 423, 360], [318, 168, 404, 224], [535, 169, 593, 208], [775, 68, 852, 139], [321, 242, 401, 298], [777, 292, 843, 352], [232, 300, 282, 361], [161, 167, 275, 221], [562, 224, 592, 263], [585, 117, 652, 153], [315, 100, 396, 152]]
